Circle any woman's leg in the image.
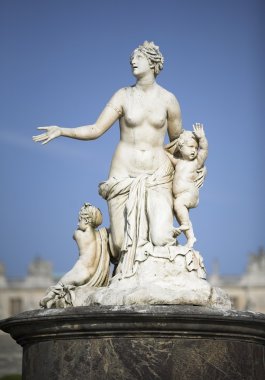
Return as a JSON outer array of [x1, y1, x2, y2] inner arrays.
[[108, 194, 127, 258], [147, 186, 175, 246]]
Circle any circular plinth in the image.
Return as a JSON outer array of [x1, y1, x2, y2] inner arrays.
[[1, 305, 265, 379]]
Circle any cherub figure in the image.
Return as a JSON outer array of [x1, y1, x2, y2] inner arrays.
[[40, 203, 110, 308], [168, 123, 208, 248]]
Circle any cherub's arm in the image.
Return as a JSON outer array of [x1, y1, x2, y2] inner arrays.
[[165, 151, 178, 167], [164, 138, 178, 156], [193, 123, 208, 167], [33, 89, 125, 144]]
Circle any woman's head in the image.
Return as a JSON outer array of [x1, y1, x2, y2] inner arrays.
[[130, 41, 164, 77]]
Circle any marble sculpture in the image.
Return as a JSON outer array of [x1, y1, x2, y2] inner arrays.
[[33, 41, 230, 309]]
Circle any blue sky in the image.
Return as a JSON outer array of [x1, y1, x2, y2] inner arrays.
[[0, 0, 264, 278]]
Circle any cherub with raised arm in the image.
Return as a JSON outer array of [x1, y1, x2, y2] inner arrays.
[[167, 123, 208, 248], [40, 203, 110, 308]]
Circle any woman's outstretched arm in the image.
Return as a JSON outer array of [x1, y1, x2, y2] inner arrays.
[[33, 89, 124, 145]]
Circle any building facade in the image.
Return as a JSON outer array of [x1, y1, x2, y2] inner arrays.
[[0, 258, 55, 320], [208, 247, 265, 313], [0, 258, 56, 377]]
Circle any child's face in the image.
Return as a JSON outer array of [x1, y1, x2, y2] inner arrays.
[[78, 217, 88, 231], [180, 140, 198, 160]]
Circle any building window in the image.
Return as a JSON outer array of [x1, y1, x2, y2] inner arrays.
[[9, 298, 22, 315], [230, 296, 239, 309]]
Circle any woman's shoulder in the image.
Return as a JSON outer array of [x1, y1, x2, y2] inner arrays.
[[110, 86, 133, 101], [157, 85, 180, 107], [157, 85, 177, 99], [114, 85, 134, 94]]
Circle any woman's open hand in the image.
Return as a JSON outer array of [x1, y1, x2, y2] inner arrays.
[[32, 126, 62, 145]]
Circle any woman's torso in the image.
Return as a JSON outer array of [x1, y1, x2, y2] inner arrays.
[[109, 85, 172, 178]]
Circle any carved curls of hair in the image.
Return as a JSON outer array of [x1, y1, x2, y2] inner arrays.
[[79, 203, 103, 228], [131, 41, 164, 76], [177, 131, 198, 150]]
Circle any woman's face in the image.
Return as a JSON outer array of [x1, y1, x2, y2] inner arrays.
[[130, 50, 153, 77]]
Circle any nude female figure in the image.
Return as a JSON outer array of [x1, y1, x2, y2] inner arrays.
[[33, 41, 204, 275]]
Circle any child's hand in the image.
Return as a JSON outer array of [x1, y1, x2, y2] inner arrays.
[[193, 123, 205, 138]]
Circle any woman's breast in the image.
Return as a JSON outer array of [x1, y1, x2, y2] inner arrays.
[[124, 110, 166, 129], [123, 91, 167, 130]]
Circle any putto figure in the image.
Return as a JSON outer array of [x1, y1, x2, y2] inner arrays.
[[167, 123, 208, 247], [39, 203, 109, 308]]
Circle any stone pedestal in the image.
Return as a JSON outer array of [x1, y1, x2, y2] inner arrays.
[[1, 305, 265, 379]]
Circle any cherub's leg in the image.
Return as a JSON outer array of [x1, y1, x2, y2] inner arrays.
[[59, 260, 93, 286], [173, 197, 196, 247], [173, 197, 190, 232], [184, 221, 196, 248], [40, 288, 58, 308]]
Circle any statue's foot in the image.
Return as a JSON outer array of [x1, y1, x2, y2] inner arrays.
[[173, 225, 190, 238], [173, 227, 182, 237], [185, 236, 197, 248], [39, 292, 54, 308]]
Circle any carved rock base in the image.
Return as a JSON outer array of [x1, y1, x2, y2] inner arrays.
[[1, 306, 265, 380], [74, 254, 231, 309]]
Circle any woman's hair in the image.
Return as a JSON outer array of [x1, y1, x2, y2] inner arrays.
[[131, 41, 164, 76], [79, 202, 103, 228]]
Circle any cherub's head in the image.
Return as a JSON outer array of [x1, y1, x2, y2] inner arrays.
[[78, 203, 103, 231], [130, 41, 164, 77], [177, 131, 198, 161]]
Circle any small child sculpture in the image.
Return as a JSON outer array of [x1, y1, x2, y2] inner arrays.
[[40, 203, 110, 308], [167, 123, 208, 248]]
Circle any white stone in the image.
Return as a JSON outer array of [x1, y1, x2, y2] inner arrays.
[[33, 41, 230, 310]]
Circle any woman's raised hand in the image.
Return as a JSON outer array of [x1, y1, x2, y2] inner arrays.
[[32, 126, 62, 145]]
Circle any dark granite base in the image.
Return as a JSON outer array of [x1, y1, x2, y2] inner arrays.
[[1, 305, 265, 380]]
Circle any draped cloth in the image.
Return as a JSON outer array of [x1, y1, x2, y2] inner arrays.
[[99, 160, 175, 278], [86, 227, 110, 287]]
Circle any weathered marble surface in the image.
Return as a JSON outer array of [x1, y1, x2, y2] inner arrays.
[[32, 42, 215, 310], [75, 252, 230, 309], [22, 337, 265, 380], [0, 333, 22, 377], [1, 305, 265, 380]]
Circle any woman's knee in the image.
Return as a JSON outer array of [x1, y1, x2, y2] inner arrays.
[[150, 225, 174, 246]]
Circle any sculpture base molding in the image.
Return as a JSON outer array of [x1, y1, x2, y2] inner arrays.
[[73, 251, 231, 310], [1, 305, 265, 380]]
